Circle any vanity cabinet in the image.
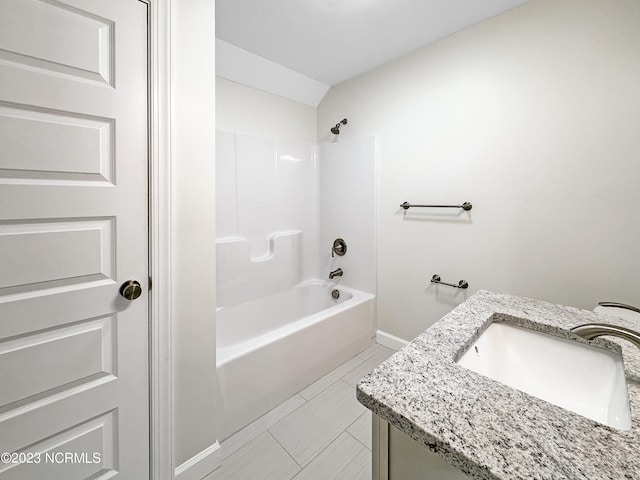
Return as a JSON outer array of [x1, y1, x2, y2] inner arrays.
[[373, 414, 468, 480]]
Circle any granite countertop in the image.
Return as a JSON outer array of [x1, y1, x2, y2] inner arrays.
[[357, 290, 640, 480]]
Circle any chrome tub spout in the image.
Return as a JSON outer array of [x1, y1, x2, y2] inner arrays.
[[329, 268, 343, 280]]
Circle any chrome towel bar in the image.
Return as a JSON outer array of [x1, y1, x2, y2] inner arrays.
[[400, 201, 472, 211], [430, 274, 469, 289]]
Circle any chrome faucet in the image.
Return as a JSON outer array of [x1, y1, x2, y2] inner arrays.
[[329, 268, 343, 280], [570, 323, 640, 350]]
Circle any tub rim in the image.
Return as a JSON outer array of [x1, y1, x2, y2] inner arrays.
[[216, 280, 375, 366]]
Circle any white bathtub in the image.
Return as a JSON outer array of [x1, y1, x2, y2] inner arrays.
[[216, 280, 375, 440]]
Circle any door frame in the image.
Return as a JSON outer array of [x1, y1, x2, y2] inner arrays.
[[146, 2, 218, 479], [145, 1, 174, 479]]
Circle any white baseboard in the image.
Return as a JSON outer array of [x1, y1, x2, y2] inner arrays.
[[175, 442, 222, 480], [376, 330, 409, 351]]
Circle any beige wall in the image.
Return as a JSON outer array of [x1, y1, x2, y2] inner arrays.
[[216, 77, 317, 143], [317, 0, 640, 341], [173, 0, 218, 467]]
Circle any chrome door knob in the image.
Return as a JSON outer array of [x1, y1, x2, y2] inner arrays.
[[119, 280, 143, 300]]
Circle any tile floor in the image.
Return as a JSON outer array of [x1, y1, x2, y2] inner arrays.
[[206, 343, 396, 480]]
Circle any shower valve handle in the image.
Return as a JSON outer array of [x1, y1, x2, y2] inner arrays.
[[332, 238, 347, 257]]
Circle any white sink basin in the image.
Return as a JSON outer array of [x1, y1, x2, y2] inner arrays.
[[457, 322, 631, 430]]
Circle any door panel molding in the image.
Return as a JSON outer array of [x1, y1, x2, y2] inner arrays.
[[0, 0, 115, 86], [0, 409, 118, 479]]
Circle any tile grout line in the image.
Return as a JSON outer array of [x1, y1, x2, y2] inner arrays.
[[338, 377, 358, 390], [346, 430, 371, 452], [267, 394, 310, 434], [341, 351, 396, 388], [267, 430, 304, 470], [222, 394, 310, 459], [289, 426, 360, 477], [356, 342, 390, 361], [338, 358, 367, 378], [302, 364, 362, 403], [300, 355, 366, 401], [345, 411, 366, 432]]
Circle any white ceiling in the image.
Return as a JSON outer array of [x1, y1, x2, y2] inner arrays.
[[215, 0, 532, 87]]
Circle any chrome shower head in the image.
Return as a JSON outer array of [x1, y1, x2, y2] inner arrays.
[[331, 118, 348, 135]]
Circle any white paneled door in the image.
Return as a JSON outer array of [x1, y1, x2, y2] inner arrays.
[[0, 0, 149, 479]]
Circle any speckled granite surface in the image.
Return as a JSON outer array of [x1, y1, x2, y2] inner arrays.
[[357, 290, 640, 480]]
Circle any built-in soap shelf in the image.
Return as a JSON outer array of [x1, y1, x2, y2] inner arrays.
[[216, 231, 303, 308]]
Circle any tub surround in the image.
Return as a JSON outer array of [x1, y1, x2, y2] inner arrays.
[[357, 291, 640, 479], [215, 128, 378, 441]]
